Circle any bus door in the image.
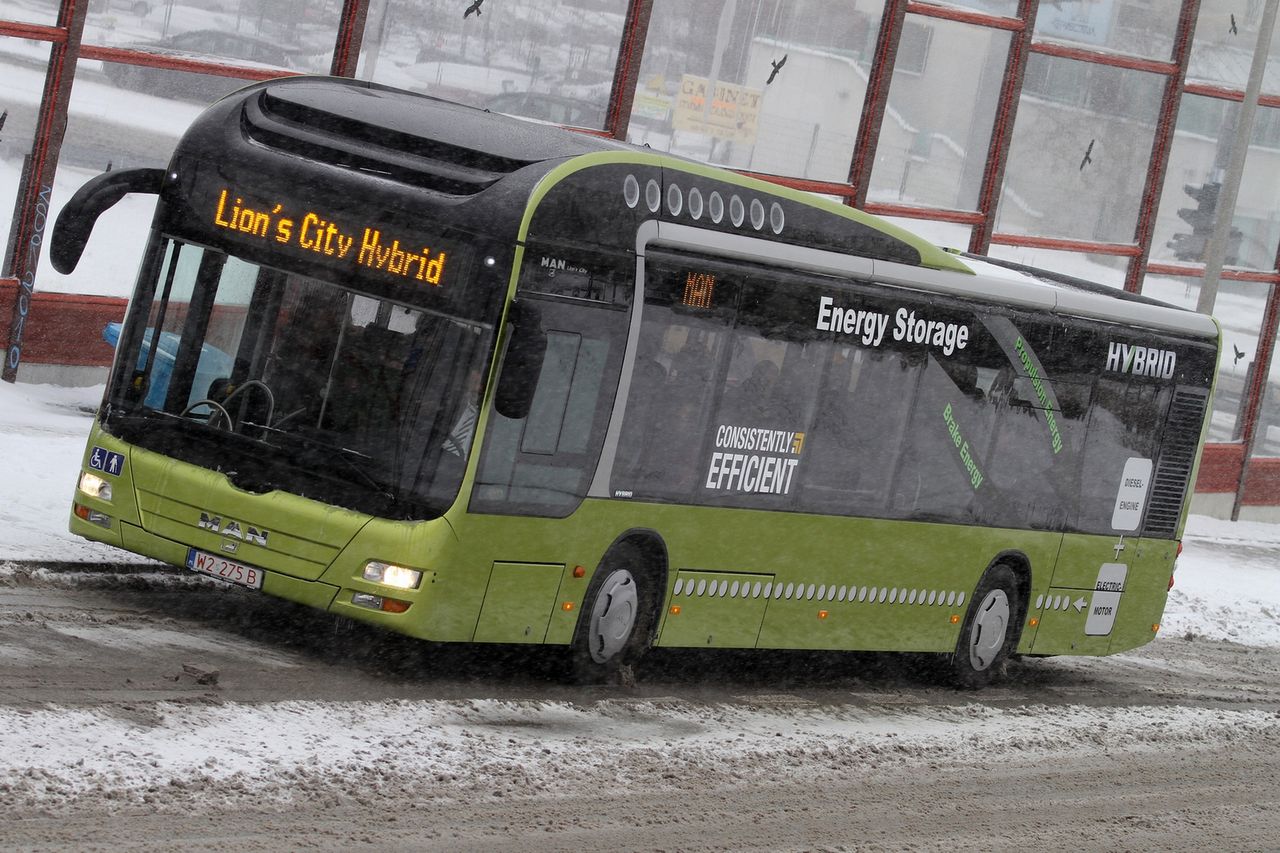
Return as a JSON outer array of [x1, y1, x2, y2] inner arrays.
[[465, 250, 631, 643]]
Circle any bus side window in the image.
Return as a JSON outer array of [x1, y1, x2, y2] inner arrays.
[[1074, 377, 1171, 534], [800, 346, 917, 514], [611, 260, 738, 500], [891, 351, 998, 522]]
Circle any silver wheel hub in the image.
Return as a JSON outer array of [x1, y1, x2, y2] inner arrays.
[[968, 589, 1010, 671], [587, 569, 638, 664]]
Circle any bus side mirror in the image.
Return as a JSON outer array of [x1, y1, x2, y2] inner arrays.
[[51, 168, 165, 274], [494, 300, 546, 420]]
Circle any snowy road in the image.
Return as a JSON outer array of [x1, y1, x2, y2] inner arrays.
[[1, 562, 1278, 851]]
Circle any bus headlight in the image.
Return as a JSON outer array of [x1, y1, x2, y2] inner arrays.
[[362, 560, 422, 590], [78, 471, 112, 501]]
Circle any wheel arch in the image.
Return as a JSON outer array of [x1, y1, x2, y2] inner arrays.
[[596, 528, 668, 583], [589, 528, 668, 623], [985, 549, 1032, 643]]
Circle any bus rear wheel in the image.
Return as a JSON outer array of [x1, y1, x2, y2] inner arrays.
[[569, 547, 658, 683], [948, 564, 1020, 688]]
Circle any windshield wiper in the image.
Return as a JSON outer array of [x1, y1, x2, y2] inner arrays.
[[246, 421, 397, 501]]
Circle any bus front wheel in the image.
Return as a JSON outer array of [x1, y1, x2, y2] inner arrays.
[[948, 564, 1020, 688], [569, 547, 658, 683]]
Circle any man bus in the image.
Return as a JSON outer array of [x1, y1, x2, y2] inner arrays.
[[56, 77, 1218, 685]]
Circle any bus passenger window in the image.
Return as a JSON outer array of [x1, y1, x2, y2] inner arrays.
[[801, 346, 917, 514], [1075, 378, 1171, 534], [611, 262, 738, 500], [891, 353, 998, 522]]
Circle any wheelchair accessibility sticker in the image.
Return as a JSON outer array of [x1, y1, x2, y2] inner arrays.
[[89, 446, 125, 477]]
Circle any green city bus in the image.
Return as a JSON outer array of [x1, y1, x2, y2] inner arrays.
[[57, 77, 1219, 684]]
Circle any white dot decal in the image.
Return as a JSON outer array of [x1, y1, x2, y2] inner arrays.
[[764, 582, 774, 598], [752, 581, 762, 598], [709, 192, 724, 223], [946, 591, 957, 607], [838, 586, 848, 601], [730, 580, 740, 598], [1035, 594, 1044, 609], [673, 579, 684, 596], [645, 179, 661, 213], [957, 591, 966, 607], [666, 183, 683, 216], [696, 579, 706, 597], [688, 187, 704, 220], [927, 591, 937, 605], [827, 586, 837, 602], [623, 174, 640, 209], [878, 588, 888, 603], [730, 194, 745, 227], [816, 585, 826, 601], [769, 202, 785, 234], [908, 590, 918, 605], [750, 198, 765, 230], [857, 586, 867, 602], [784, 583, 795, 600], [719, 582, 730, 597], [889, 589, 898, 604]]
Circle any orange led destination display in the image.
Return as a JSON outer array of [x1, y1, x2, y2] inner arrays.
[[213, 188, 448, 286], [682, 271, 716, 308]]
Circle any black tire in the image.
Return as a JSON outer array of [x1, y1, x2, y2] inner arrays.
[[947, 564, 1020, 688], [567, 546, 660, 684]]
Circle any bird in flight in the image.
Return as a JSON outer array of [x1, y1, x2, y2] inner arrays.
[[1079, 138, 1094, 170], [1231, 13, 1238, 35], [1234, 344, 1246, 365], [464, 0, 483, 18], [767, 54, 787, 85]]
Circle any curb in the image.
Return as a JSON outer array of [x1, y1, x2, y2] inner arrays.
[[0, 560, 178, 574]]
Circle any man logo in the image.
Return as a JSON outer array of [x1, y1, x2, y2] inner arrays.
[[197, 512, 269, 546]]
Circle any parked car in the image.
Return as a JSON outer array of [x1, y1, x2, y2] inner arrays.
[[102, 29, 317, 102], [483, 91, 606, 130]]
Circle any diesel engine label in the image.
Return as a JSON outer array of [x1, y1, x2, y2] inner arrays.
[[705, 424, 804, 494]]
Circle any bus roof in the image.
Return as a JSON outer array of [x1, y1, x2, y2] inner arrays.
[[172, 77, 1218, 343]]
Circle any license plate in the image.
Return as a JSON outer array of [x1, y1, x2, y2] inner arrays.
[[185, 548, 265, 590]]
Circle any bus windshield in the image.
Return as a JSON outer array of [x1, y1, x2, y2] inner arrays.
[[105, 237, 495, 519]]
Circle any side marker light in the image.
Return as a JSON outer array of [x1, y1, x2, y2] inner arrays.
[[562, 601, 574, 611], [1152, 623, 1161, 633], [818, 610, 828, 620], [1028, 617, 1040, 628], [670, 605, 681, 616], [73, 503, 112, 528], [573, 565, 585, 579], [950, 614, 961, 624], [352, 592, 411, 613]]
